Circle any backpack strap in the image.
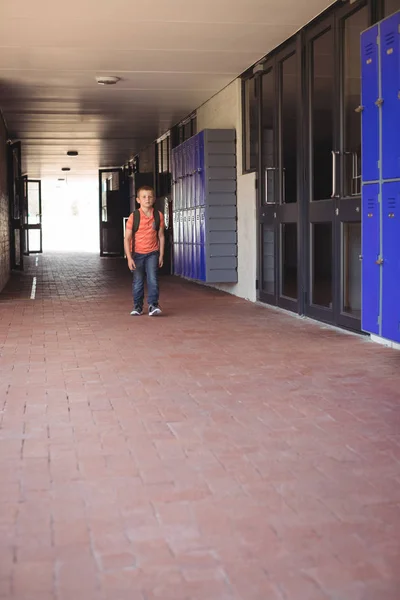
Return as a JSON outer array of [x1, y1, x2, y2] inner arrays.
[[154, 209, 160, 231], [133, 210, 140, 233], [132, 209, 160, 232]]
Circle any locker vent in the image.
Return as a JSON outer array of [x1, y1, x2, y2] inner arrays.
[[367, 198, 376, 209], [365, 42, 374, 57], [387, 198, 396, 209], [384, 31, 395, 48]]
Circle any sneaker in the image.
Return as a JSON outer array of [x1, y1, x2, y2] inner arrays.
[[130, 306, 143, 316], [148, 304, 162, 316]]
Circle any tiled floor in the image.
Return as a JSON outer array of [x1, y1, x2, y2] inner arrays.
[[1, 253, 400, 600]]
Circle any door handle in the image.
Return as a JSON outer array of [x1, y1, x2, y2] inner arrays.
[[331, 151, 339, 198]]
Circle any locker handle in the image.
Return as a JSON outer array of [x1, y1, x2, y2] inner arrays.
[[375, 98, 384, 107], [375, 258, 384, 265], [354, 105, 364, 113]]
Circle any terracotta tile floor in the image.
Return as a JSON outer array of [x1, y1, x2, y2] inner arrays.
[[1, 252, 400, 600]]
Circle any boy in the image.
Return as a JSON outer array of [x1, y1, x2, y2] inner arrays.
[[124, 186, 165, 316]]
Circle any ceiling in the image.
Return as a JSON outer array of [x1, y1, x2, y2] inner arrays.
[[0, 0, 335, 180]]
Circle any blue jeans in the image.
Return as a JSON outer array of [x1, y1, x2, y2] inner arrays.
[[132, 251, 159, 308]]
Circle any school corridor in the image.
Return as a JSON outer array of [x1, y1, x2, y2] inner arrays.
[[0, 252, 399, 600]]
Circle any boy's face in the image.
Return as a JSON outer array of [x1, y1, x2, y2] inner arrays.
[[137, 189, 155, 209]]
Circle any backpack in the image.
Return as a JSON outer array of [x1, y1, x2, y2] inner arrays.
[[132, 209, 161, 233]]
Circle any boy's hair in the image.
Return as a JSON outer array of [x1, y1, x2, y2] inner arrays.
[[136, 185, 155, 197]]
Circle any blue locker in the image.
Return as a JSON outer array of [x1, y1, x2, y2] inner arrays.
[[192, 244, 198, 280], [195, 208, 200, 246], [381, 11, 400, 180], [176, 148, 182, 210], [200, 206, 205, 246], [361, 183, 381, 335], [194, 134, 200, 207], [199, 132, 205, 205], [184, 243, 189, 278], [382, 182, 400, 342], [187, 209, 192, 245], [178, 211, 182, 243], [178, 243, 183, 276], [361, 25, 380, 183], [173, 243, 178, 276], [182, 211, 187, 245], [200, 245, 206, 282], [174, 211, 178, 243], [182, 141, 187, 178], [190, 244, 195, 279]]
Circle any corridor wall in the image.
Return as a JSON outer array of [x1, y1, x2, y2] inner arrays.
[[361, 10, 400, 344]]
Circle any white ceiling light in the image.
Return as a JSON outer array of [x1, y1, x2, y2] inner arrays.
[[95, 76, 120, 86]]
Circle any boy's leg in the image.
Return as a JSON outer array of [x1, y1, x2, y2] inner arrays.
[[145, 251, 161, 314], [131, 254, 145, 314]]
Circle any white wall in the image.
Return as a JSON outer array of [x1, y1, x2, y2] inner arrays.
[[197, 80, 257, 302]]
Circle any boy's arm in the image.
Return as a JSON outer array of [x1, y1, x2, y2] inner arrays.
[[124, 226, 135, 270], [158, 221, 165, 268]]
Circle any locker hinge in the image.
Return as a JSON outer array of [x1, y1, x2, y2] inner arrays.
[[377, 35, 380, 45], [377, 315, 381, 326], [377, 160, 381, 171]]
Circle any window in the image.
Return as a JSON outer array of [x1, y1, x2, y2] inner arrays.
[[177, 113, 197, 145], [243, 76, 259, 172], [156, 134, 172, 196]]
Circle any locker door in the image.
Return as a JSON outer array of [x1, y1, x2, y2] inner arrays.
[[200, 206, 206, 281], [361, 25, 380, 183], [361, 183, 381, 335], [382, 182, 400, 342], [193, 244, 199, 280], [199, 132, 205, 206], [380, 12, 400, 180], [176, 147, 182, 210], [194, 134, 200, 207]]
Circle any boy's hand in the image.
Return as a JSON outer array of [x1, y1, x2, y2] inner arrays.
[[159, 255, 164, 268], [128, 257, 136, 271]]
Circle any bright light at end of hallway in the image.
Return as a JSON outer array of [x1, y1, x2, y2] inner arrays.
[[41, 179, 100, 252]]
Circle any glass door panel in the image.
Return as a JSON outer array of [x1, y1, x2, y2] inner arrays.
[[262, 224, 276, 296], [281, 223, 298, 300], [311, 28, 335, 203], [312, 222, 333, 308], [282, 52, 297, 205], [342, 222, 362, 318], [261, 69, 276, 205], [26, 180, 43, 254]]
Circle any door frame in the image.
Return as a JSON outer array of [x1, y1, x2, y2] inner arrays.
[[99, 167, 124, 257], [23, 177, 43, 255], [257, 38, 301, 313], [303, 0, 369, 330]]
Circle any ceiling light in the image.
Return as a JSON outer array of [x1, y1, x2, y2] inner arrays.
[[96, 75, 120, 86], [62, 167, 70, 171], [67, 150, 78, 156], [58, 178, 65, 181]]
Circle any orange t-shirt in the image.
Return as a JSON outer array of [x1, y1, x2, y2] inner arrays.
[[126, 208, 164, 254]]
